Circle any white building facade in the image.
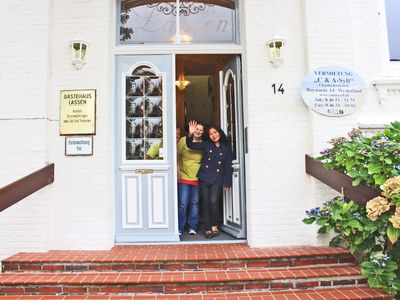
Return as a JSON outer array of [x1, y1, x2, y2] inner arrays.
[[0, 0, 399, 260]]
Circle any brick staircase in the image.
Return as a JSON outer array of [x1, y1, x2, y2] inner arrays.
[[0, 244, 393, 299]]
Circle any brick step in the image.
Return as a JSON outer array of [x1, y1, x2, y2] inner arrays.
[[0, 286, 393, 299], [0, 265, 367, 295], [2, 245, 354, 273]]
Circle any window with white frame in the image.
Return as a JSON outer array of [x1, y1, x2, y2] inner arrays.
[[119, 0, 238, 44], [385, 0, 400, 61]]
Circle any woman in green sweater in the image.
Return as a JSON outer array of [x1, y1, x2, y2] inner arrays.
[[177, 122, 204, 235]]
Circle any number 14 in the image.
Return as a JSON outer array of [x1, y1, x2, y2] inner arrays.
[[271, 83, 285, 94]]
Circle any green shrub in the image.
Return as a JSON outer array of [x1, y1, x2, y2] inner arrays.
[[317, 121, 400, 187], [305, 121, 400, 296]]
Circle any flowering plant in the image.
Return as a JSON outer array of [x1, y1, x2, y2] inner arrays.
[[317, 121, 400, 187], [361, 252, 400, 295], [305, 122, 400, 295]]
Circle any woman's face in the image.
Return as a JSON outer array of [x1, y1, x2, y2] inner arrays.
[[208, 128, 220, 143], [194, 124, 204, 138]]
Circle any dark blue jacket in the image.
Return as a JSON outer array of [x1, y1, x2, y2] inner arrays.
[[186, 136, 233, 187]]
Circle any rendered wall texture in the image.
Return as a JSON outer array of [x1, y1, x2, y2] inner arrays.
[[0, 0, 399, 260]]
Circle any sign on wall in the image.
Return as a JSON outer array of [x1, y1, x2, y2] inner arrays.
[[60, 89, 96, 135], [300, 66, 366, 117], [65, 136, 93, 156]]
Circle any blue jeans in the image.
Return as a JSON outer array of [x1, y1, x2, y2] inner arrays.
[[178, 183, 200, 232]]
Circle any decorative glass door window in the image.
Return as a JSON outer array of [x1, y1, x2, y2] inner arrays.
[[125, 65, 164, 160], [119, 0, 237, 44], [225, 71, 237, 160]]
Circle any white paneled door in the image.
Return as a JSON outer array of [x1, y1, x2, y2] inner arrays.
[[219, 55, 246, 238], [115, 55, 178, 242]]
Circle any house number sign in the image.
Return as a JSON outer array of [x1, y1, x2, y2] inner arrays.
[[300, 66, 366, 117]]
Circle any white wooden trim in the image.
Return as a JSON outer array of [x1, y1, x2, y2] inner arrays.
[[114, 44, 243, 55], [121, 173, 143, 229], [148, 173, 169, 228]]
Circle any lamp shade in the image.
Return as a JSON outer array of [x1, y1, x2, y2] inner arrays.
[[175, 73, 190, 91], [267, 36, 285, 67], [71, 39, 88, 69]]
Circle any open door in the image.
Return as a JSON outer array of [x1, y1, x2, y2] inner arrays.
[[115, 55, 179, 243], [219, 55, 246, 238]]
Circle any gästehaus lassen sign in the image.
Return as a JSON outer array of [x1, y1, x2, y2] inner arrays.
[[300, 66, 366, 117], [60, 89, 96, 135]]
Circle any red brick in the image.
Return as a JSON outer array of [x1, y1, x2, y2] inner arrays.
[[159, 263, 183, 270], [270, 282, 294, 289], [223, 262, 246, 269], [139, 264, 159, 270], [197, 263, 222, 269], [62, 286, 88, 294], [246, 261, 270, 268], [0, 287, 25, 294], [245, 283, 269, 289], [164, 285, 191, 293], [316, 258, 338, 264], [111, 263, 134, 271], [89, 264, 113, 271], [206, 284, 244, 292], [269, 260, 291, 267], [37, 286, 62, 294], [126, 285, 163, 293], [357, 278, 368, 284], [100, 286, 126, 293], [292, 259, 318, 266], [87, 286, 102, 293], [2, 264, 19, 271], [332, 279, 355, 285], [19, 264, 42, 271], [42, 264, 65, 271], [295, 281, 320, 288]]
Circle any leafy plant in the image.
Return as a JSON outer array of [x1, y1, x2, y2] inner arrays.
[[305, 122, 400, 296], [317, 121, 400, 187], [361, 252, 400, 295], [303, 196, 381, 261]]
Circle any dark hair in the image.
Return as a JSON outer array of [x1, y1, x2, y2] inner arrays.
[[206, 125, 229, 145]]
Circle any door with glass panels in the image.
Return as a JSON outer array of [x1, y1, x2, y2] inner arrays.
[[219, 55, 246, 238], [115, 55, 178, 242]]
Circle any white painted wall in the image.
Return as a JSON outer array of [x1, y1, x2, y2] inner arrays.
[[0, 0, 50, 260], [0, 0, 115, 261], [0, 0, 399, 260], [243, 0, 314, 246]]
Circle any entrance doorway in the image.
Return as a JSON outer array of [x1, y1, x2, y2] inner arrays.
[[114, 54, 245, 244], [175, 54, 246, 241]]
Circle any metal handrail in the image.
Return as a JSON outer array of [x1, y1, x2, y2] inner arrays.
[[305, 155, 380, 206], [0, 164, 55, 213]]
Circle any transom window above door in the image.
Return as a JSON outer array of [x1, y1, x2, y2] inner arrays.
[[119, 0, 238, 44]]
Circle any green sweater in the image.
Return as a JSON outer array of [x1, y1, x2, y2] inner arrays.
[[177, 137, 203, 181]]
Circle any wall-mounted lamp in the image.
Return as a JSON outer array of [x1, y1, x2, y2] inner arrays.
[[71, 39, 88, 69], [175, 72, 190, 91], [267, 36, 285, 67]]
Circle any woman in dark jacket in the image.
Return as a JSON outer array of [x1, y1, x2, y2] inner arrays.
[[186, 120, 233, 238]]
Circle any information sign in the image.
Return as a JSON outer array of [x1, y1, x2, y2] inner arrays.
[[300, 67, 366, 116]]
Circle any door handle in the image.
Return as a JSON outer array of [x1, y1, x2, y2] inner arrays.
[[135, 169, 154, 174]]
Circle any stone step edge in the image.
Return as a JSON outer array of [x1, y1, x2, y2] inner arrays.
[[0, 264, 361, 284], [0, 286, 394, 299], [0, 276, 368, 295], [2, 247, 351, 263], [2, 254, 355, 273]]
